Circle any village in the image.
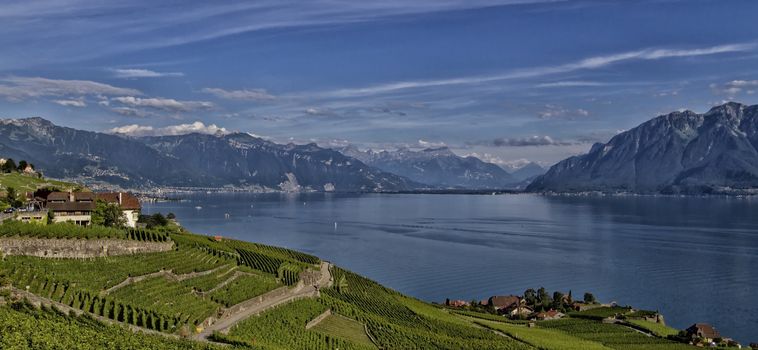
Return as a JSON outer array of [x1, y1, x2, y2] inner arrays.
[[443, 290, 745, 348]]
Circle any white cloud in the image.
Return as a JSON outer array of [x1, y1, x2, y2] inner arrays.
[[107, 121, 228, 136], [110, 107, 151, 118], [710, 79, 758, 96], [52, 99, 86, 107], [0, 76, 141, 101], [491, 135, 572, 147], [536, 81, 609, 88], [319, 43, 754, 98], [538, 104, 590, 120], [202, 87, 275, 101], [111, 68, 184, 78], [112, 96, 214, 112], [417, 139, 446, 148]]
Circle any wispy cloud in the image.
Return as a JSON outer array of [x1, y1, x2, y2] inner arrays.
[[318, 43, 755, 98], [108, 121, 228, 136], [535, 81, 610, 88], [111, 68, 184, 78], [537, 104, 590, 120], [710, 79, 758, 97], [0, 76, 140, 101], [112, 96, 214, 112], [202, 87, 275, 101], [52, 99, 87, 107]]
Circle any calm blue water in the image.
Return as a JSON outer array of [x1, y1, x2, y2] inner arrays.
[[144, 193, 758, 343]]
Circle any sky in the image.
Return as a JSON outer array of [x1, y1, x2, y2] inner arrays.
[[1, 0, 758, 168]]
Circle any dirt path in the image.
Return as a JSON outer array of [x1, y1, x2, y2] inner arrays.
[[194, 261, 333, 340], [104, 264, 231, 295]]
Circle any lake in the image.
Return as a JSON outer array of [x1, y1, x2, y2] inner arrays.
[[143, 193, 758, 343]]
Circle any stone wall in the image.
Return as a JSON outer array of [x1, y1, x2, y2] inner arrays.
[[0, 238, 173, 258]]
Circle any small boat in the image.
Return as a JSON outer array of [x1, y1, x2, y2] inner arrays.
[[195, 206, 203, 210]]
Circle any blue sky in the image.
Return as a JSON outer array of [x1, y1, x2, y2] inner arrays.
[[1, 0, 758, 167]]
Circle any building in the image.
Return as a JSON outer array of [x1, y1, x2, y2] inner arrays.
[[686, 323, 721, 343], [445, 299, 470, 308], [46, 191, 141, 227], [506, 305, 533, 317], [533, 310, 565, 321], [488, 295, 522, 311]]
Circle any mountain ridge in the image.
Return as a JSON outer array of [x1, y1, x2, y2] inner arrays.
[[528, 102, 758, 194]]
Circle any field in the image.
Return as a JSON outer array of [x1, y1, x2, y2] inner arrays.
[[0, 172, 80, 194], [0, 225, 323, 336], [311, 314, 376, 348], [539, 318, 693, 350], [626, 319, 681, 337], [0, 300, 224, 350], [474, 318, 613, 350]]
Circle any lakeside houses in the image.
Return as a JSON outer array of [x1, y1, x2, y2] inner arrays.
[[533, 310, 565, 321], [445, 299, 470, 308], [13, 191, 142, 227]]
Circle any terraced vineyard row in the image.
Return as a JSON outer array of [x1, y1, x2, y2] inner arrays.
[[0, 301, 229, 350], [0, 221, 170, 242], [538, 319, 693, 350], [214, 299, 375, 350]]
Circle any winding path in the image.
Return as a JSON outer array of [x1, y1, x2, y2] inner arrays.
[[194, 261, 333, 340]]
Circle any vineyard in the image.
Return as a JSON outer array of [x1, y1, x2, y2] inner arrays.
[[538, 318, 694, 350], [0, 300, 227, 350], [0, 221, 169, 242], [214, 299, 376, 350]]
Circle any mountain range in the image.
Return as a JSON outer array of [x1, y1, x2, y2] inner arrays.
[[528, 102, 758, 194], [0, 118, 418, 192], [340, 146, 519, 189]]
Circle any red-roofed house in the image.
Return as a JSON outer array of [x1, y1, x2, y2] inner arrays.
[[46, 192, 141, 227]]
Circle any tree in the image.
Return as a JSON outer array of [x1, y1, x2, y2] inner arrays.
[[91, 200, 126, 228], [5, 186, 21, 208], [1, 159, 16, 173], [552, 291, 565, 310], [16, 160, 27, 172], [583, 292, 596, 304], [166, 212, 176, 220], [524, 288, 537, 306]]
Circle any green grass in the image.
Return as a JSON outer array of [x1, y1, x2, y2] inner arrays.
[[311, 314, 376, 348], [625, 319, 680, 338], [539, 318, 693, 350], [0, 221, 170, 241], [475, 319, 613, 350], [569, 306, 632, 320], [0, 172, 80, 194]]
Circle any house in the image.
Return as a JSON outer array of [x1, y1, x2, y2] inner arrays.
[[16, 210, 47, 224], [506, 305, 533, 317], [533, 310, 564, 321], [446, 300, 470, 308], [46, 191, 141, 227], [488, 295, 522, 311], [686, 323, 721, 342]]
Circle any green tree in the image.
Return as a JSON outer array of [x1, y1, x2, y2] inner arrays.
[[5, 186, 21, 208], [91, 200, 126, 228], [16, 160, 28, 172], [1, 158, 16, 173], [583, 292, 596, 304], [523, 288, 537, 307]]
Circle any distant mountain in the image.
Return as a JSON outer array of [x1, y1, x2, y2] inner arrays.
[[507, 162, 546, 181], [0, 118, 418, 192], [341, 146, 517, 189], [528, 102, 758, 194]]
